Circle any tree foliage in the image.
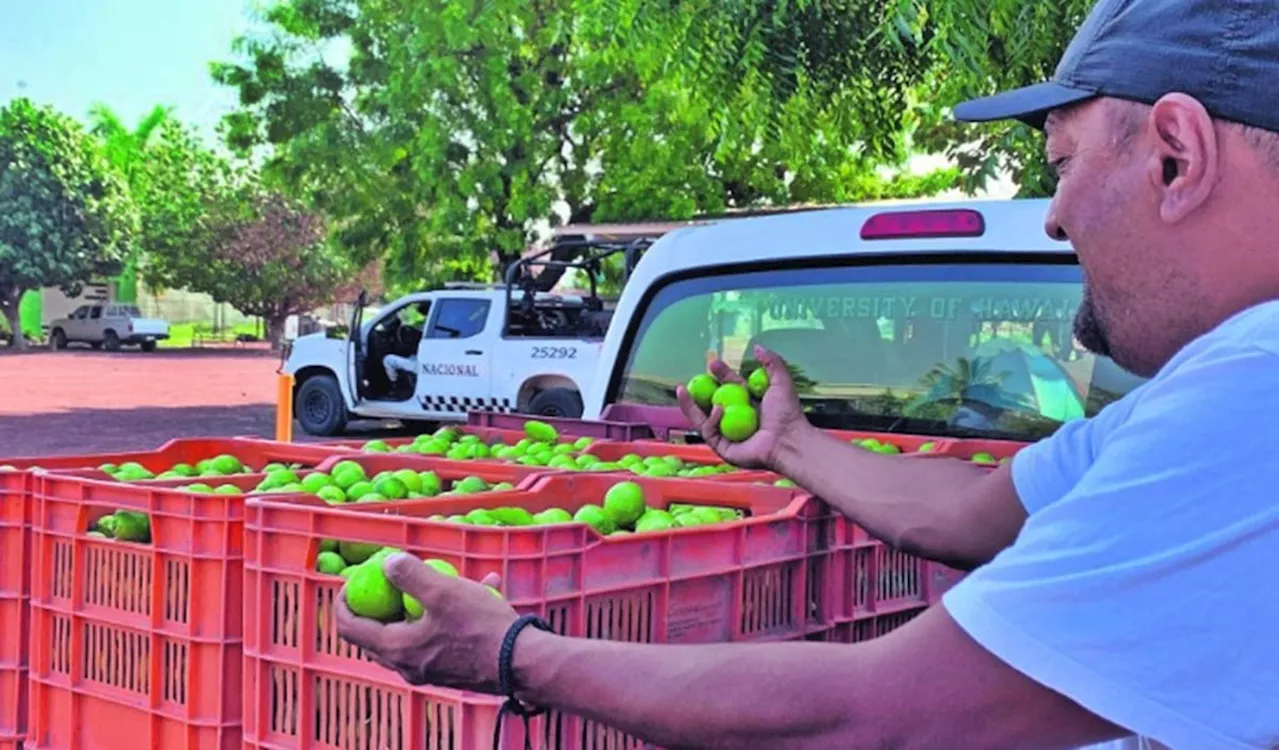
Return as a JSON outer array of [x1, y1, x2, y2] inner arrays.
[[897, 0, 1098, 196], [87, 103, 174, 301], [0, 98, 135, 348], [211, 0, 958, 290], [128, 119, 368, 346]]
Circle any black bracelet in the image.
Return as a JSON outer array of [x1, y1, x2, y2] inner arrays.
[[493, 614, 555, 750]]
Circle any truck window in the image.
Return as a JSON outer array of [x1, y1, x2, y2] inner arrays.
[[89, 307, 103, 320], [427, 299, 490, 339], [610, 260, 1147, 442], [70, 306, 88, 320]]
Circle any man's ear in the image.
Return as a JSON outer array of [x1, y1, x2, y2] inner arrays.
[[1146, 93, 1219, 223]]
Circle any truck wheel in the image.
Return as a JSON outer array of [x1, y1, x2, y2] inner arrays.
[[50, 329, 67, 350], [295, 374, 349, 436], [140, 341, 157, 352], [103, 330, 121, 351], [527, 388, 583, 418]]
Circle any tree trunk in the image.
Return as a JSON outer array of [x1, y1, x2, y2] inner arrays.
[[0, 287, 28, 350], [265, 314, 288, 351]]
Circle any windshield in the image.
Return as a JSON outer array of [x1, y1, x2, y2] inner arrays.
[[610, 259, 1147, 442]]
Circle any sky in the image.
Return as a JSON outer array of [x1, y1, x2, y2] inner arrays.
[[1, 0, 255, 138]]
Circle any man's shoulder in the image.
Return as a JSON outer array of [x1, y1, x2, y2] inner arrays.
[[1165, 300, 1278, 371]]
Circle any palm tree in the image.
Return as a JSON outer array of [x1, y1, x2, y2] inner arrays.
[[906, 356, 1035, 422], [87, 103, 173, 302]]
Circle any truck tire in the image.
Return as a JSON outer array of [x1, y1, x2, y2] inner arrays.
[[140, 341, 157, 352], [50, 329, 67, 350], [527, 388, 583, 418], [295, 374, 349, 436], [103, 330, 121, 351]]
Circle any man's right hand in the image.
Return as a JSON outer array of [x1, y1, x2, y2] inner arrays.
[[676, 345, 810, 471]]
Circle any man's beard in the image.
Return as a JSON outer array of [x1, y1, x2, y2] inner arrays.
[[1073, 285, 1112, 359]]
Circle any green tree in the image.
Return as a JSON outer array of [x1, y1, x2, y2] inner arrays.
[[87, 103, 173, 301], [196, 189, 360, 348], [0, 98, 135, 349], [212, 0, 956, 289], [896, 0, 1097, 196]]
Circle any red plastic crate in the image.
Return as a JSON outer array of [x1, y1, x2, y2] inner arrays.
[[809, 606, 929, 644], [0, 437, 343, 473], [467, 411, 656, 441], [25, 471, 245, 750], [0, 470, 31, 749], [243, 473, 843, 749]]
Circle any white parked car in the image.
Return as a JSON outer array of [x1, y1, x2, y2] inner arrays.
[[582, 198, 1147, 441], [283, 241, 648, 436], [48, 303, 170, 352]]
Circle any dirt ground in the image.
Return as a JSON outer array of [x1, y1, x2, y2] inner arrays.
[[0, 348, 403, 458]]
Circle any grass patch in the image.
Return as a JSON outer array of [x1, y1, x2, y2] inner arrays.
[[161, 321, 262, 348]]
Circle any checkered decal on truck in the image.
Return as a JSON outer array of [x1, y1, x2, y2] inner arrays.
[[420, 395, 514, 413]]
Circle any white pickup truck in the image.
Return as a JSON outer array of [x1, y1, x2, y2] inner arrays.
[[47, 303, 170, 352], [283, 239, 650, 435], [581, 198, 1146, 441]]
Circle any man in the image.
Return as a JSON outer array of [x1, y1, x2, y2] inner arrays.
[[337, 0, 1279, 746], [382, 301, 432, 389]]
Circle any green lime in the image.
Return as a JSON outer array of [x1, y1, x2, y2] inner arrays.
[[346, 481, 375, 501], [917, 441, 937, 453], [690, 507, 724, 525], [338, 540, 382, 565], [548, 455, 576, 469], [454, 476, 489, 494], [686, 373, 719, 410], [418, 471, 443, 496], [215, 484, 242, 495], [573, 504, 616, 534], [363, 440, 391, 453], [316, 551, 346, 575], [634, 510, 676, 533], [98, 463, 118, 474], [111, 511, 151, 542], [574, 454, 600, 469], [524, 420, 559, 443], [673, 512, 702, 528], [603, 481, 646, 527], [464, 508, 499, 526], [573, 436, 594, 450], [186, 483, 214, 494], [490, 507, 536, 526], [711, 383, 750, 408], [355, 492, 388, 503], [873, 443, 901, 455], [416, 440, 448, 455], [262, 462, 286, 473], [316, 486, 347, 504], [171, 463, 198, 477], [642, 464, 677, 478], [375, 476, 409, 500], [331, 467, 365, 490], [468, 443, 491, 459], [300, 472, 333, 494], [532, 508, 573, 524], [343, 563, 403, 622], [491, 481, 515, 491], [719, 403, 759, 442], [446, 514, 469, 524], [552, 443, 576, 456], [618, 454, 643, 468], [971, 452, 998, 465], [773, 478, 797, 488], [320, 538, 339, 553], [211, 454, 244, 474], [857, 438, 881, 450], [747, 367, 769, 399]]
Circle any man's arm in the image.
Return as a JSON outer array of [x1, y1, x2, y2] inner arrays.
[[772, 425, 1025, 570], [338, 558, 1123, 750], [512, 606, 1122, 750]]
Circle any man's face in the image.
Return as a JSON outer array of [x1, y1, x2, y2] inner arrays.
[[1042, 99, 1164, 374]]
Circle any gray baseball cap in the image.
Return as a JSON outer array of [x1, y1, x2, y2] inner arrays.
[[953, 0, 1279, 132]]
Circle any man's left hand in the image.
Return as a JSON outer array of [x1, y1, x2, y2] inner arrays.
[[335, 553, 519, 694]]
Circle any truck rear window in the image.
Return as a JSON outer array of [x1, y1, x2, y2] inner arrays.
[[611, 260, 1146, 442]]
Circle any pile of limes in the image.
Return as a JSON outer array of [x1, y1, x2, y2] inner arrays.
[[686, 367, 770, 442], [96, 454, 289, 482], [424, 479, 745, 536], [240, 459, 515, 504], [362, 421, 595, 465]]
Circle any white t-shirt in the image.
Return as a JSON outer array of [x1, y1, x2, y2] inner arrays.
[[943, 300, 1280, 750]]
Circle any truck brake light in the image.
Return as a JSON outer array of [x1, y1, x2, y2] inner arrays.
[[859, 209, 985, 240]]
